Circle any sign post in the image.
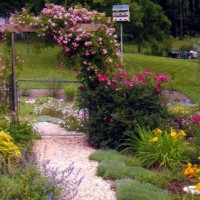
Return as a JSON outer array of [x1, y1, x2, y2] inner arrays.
[[112, 5, 130, 62]]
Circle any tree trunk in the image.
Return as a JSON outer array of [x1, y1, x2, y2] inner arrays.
[[138, 42, 141, 54]]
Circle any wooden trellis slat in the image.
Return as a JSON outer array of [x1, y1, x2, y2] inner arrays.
[[4, 23, 103, 33], [4, 24, 40, 33]]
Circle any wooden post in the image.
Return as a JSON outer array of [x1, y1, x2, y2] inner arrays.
[[11, 32, 18, 118]]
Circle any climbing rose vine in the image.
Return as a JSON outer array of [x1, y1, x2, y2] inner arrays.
[[7, 3, 121, 90]]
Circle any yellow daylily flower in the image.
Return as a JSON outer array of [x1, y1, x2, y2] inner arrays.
[[148, 137, 158, 142], [153, 128, 162, 135], [170, 128, 177, 137], [195, 183, 200, 190], [178, 130, 186, 137]]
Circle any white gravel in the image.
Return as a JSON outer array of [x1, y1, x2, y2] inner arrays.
[[33, 123, 116, 200], [34, 122, 83, 136]]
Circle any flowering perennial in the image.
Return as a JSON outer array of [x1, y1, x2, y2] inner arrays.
[[184, 162, 200, 190], [148, 128, 186, 143]]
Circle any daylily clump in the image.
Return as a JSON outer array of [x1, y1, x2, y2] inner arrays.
[[148, 127, 186, 143], [184, 161, 200, 190]]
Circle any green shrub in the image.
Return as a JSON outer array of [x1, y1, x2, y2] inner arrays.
[[39, 106, 64, 118], [194, 129, 200, 158], [115, 179, 170, 200], [64, 84, 77, 102], [62, 115, 84, 132], [35, 97, 53, 104], [20, 87, 30, 96], [18, 103, 35, 117], [47, 78, 62, 98], [89, 149, 126, 162], [0, 116, 9, 131], [119, 125, 195, 170], [7, 121, 39, 149], [83, 69, 171, 148], [90, 150, 177, 188]]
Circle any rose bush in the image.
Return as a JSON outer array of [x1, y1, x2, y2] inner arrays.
[[81, 68, 171, 148]]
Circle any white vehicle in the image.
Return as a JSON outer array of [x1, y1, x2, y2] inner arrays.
[[189, 50, 198, 58]]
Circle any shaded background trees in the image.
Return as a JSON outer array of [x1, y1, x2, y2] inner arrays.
[[0, 0, 199, 55], [0, 0, 199, 37]]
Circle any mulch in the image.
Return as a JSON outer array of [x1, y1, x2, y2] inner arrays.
[[166, 179, 192, 196]]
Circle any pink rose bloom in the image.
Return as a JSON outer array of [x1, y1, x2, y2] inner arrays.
[[144, 68, 152, 74], [84, 41, 92, 47], [109, 117, 114, 123], [192, 114, 200, 123], [118, 70, 127, 78], [155, 87, 161, 93], [98, 73, 108, 82], [115, 88, 122, 91], [111, 77, 118, 83], [1, 66, 5, 70]]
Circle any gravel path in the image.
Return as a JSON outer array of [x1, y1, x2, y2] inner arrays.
[[33, 122, 116, 200]]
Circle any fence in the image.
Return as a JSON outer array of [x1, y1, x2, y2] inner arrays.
[[17, 78, 81, 97]]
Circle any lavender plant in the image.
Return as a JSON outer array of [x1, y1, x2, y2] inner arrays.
[[41, 160, 83, 199], [0, 149, 83, 200]]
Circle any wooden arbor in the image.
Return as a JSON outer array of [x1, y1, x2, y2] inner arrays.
[[4, 23, 103, 116]]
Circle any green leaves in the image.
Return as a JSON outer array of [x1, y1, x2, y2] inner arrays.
[[119, 125, 195, 170]]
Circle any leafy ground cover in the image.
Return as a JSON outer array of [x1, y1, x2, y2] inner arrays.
[[90, 149, 200, 200]]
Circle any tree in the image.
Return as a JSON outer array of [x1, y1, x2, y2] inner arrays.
[[152, 0, 200, 37], [0, 0, 26, 17], [122, 0, 171, 54], [25, 0, 95, 14]]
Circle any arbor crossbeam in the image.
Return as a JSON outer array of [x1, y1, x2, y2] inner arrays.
[[4, 23, 103, 33]]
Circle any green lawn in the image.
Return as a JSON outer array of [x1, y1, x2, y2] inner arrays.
[[172, 37, 200, 50], [15, 43, 75, 80], [1, 42, 200, 102], [124, 53, 200, 102]]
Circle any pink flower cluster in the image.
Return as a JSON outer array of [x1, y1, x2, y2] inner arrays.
[[32, 3, 120, 70], [98, 73, 108, 82], [0, 65, 8, 94], [2, 3, 120, 85], [96, 68, 168, 94], [192, 114, 200, 123], [0, 24, 5, 33]]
